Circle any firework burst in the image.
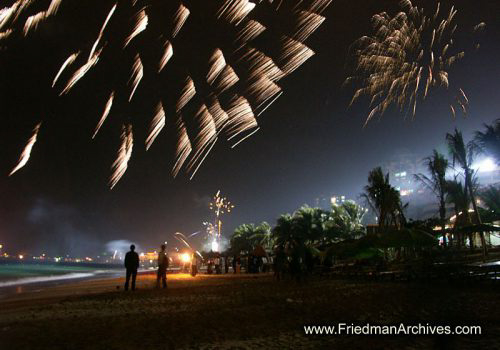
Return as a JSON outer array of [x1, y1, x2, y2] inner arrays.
[[209, 190, 234, 237], [2, 0, 331, 187], [346, 0, 485, 125]]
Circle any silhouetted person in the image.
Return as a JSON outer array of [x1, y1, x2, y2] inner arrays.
[[124, 244, 139, 291], [207, 259, 213, 274], [191, 252, 198, 277], [274, 247, 286, 281], [224, 256, 229, 274], [157, 244, 168, 288]]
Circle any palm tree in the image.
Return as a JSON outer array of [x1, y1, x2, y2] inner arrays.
[[230, 223, 258, 254], [292, 206, 331, 246], [414, 150, 449, 245], [446, 129, 487, 252], [250, 222, 275, 251], [362, 167, 406, 230], [272, 214, 297, 250], [445, 179, 469, 248], [328, 200, 366, 240], [479, 185, 500, 214], [474, 119, 500, 164]]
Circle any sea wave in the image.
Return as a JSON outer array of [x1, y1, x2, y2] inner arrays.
[[0, 272, 97, 287]]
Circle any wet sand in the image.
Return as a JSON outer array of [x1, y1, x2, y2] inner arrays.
[[0, 273, 499, 349]]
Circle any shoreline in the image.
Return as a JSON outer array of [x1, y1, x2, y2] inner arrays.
[[0, 272, 257, 311], [0, 274, 498, 349]]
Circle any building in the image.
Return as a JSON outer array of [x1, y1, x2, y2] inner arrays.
[[382, 149, 423, 199]]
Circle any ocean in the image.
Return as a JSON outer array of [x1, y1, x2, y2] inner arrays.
[[0, 262, 121, 290]]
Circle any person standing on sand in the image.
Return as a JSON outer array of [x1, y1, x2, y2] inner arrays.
[[157, 244, 168, 289], [224, 256, 229, 274], [124, 244, 139, 291], [191, 252, 198, 276]]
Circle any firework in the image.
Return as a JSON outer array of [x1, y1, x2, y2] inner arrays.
[[110, 124, 133, 189], [3, 0, 331, 187], [208, 190, 235, 251], [173, 232, 203, 259], [9, 123, 42, 176], [93, 91, 115, 139], [346, 0, 485, 125], [209, 190, 235, 224]]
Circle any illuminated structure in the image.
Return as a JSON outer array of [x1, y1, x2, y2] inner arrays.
[[208, 190, 234, 252]]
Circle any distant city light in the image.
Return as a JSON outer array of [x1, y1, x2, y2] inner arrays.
[[18, 254, 24, 260]]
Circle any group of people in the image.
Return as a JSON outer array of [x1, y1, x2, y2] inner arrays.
[[123, 244, 273, 291], [123, 244, 169, 291], [206, 256, 242, 274]]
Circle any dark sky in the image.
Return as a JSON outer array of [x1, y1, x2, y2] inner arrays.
[[0, 0, 499, 256]]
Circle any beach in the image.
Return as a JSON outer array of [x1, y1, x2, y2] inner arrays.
[[0, 273, 499, 349]]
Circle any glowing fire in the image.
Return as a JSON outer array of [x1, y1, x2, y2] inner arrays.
[[181, 253, 191, 263]]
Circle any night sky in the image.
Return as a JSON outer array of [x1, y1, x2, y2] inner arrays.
[[0, 0, 499, 256]]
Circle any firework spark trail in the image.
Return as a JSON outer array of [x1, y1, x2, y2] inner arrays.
[[9, 122, 42, 176], [22, 0, 64, 36], [173, 232, 204, 259], [3, 0, 331, 186], [23, 11, 46, 36], [158, 40, 173, 73], [124, 9, 147, 48], [172, 118, 192, 178], [110, 124, 133, 189], [217, 0, 256, 25], [172, 4, 190, 38], [176, 76, 196, 111], [0, 1, 31, 31], [188, 231, 200, 238], [128, 54, 143, 102], [245, 76, 281, 109], [207, 95, 229, 130], [212, 65, 239, 94], [93, 91, 114, 139], [46, 0, 63, 16], [256, 90, 283, 117], [240, 47, 284, 81], [347, 0, 484, 123], [307, 0, 333, 14], [207, 49, 226, 85], [292, 10, 325, 42], [231, 126, 260, 148], [52, 52, 79, 87], [145, 101, 166, 150], [225, 96, 257, 139], [188, 136, 217, 180], [60, 49, 101, 95], [89, 3, 117, 61], [187, 105, 217, 173], [278, 36, 315, 76], [235, 19, 266, 46], [174, 232, 192, 249], [0, 28, 12, 40]]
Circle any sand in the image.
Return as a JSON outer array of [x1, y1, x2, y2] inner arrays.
[[0, 273, 499, 349]]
